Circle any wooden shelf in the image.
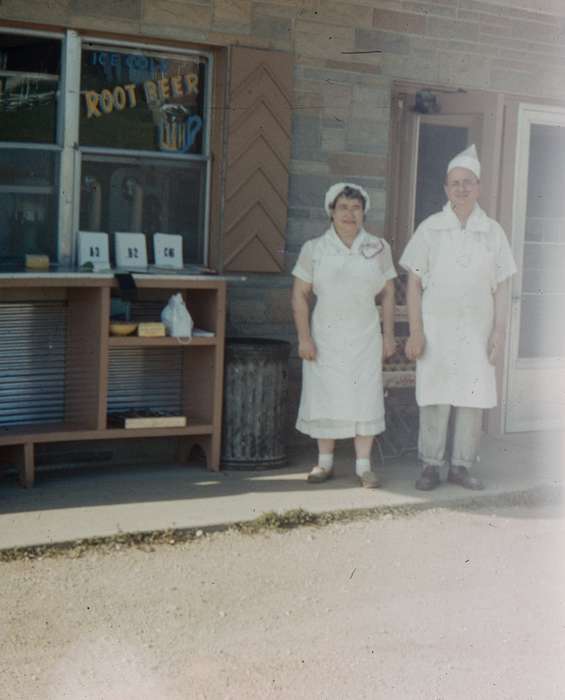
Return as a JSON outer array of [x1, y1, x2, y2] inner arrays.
[[0, 276, 227, 487], [108, 335, 216, 347], [0, 422, 214, 446]]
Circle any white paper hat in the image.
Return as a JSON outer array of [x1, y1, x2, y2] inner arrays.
[[447, 144, 481, 179], [324, 182, 370, 216]]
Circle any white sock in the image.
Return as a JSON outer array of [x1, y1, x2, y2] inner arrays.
[[355, 458, 370, 476], [318, 453, 334, 471]]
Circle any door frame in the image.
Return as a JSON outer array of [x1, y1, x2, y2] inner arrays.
[[501, 101, 565, 432]]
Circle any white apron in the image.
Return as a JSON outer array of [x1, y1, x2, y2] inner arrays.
[[418, 220, 497, 408], [297, 229, 388, 429]]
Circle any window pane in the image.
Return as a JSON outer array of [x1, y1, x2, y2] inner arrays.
[[414, 124, 468, 228], [0, 33, 61, 143], [80, 45, 208, 155], [519, 124, 565, 358], [0, 149, 58, 261], [80, 156, 206, 264]]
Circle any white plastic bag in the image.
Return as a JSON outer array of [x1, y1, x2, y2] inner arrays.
[[161, 293, 193, 338]]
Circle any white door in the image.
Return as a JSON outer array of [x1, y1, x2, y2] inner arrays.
[[505, 104, 565, 432]]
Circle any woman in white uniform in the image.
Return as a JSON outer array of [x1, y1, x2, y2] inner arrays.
[[292, 183, 397, 487], [401, 145, 517, 491]]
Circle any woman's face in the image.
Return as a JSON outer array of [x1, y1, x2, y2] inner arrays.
[[331, 194, 364, 237]]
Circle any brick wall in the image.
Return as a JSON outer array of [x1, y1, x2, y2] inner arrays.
[[4, 0, 565, 441]]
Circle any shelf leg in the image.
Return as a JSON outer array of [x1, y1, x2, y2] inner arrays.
[[19, 443, 35, 488], [0, 444, 35, 488]]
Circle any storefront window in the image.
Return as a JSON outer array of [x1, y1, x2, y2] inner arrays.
[[78, 44, 210, 263], [0, 33, 211, 266], [0, 32, 61, 264], [80, 156, 206, 263], [0, 150, 58, 260], [0, 34, 60, 143], [80, 45, 207, 154]]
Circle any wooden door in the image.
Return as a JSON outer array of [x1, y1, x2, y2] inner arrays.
[[389, 88, 504, 258]]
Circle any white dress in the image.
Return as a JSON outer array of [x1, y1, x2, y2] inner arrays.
[[400, 203, 517, 409], [292, 226, 397, 438]]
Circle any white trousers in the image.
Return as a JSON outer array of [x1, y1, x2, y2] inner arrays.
[[418, 405, 483, 470]]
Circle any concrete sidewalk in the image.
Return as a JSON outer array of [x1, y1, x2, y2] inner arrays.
[[0, 432, 563, 551]]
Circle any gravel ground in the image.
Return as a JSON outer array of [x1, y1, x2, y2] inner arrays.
[[1, 503, 564, 700]]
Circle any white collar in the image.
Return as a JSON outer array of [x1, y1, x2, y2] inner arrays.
[[327, 225, 370, 253], [431, 202, 490, 232]]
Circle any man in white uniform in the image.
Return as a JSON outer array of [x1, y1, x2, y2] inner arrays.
[[400, 145, 517, 490]]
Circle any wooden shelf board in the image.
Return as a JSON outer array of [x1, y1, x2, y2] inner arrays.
[[108, 336, 216, 347], [0, 422, 213, 445]]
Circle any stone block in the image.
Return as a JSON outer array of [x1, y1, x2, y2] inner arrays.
[[266, 288, 293, 324], [437, 51, 491, 89], [143, 0, 212, 29], [0, 0, 70, 22], [213, 0, 251, 25], [71, 0, 141, 18], [293, 91, 323, 119], [402, 1, 456, 18], [298, 0, 373, 27], [252, 1, 302, 20], [292, 114, 322, 150], [511, 17, 560, 44], [355, 28, 410, 55], [381, 51, 439, 83], [228, 299, 266, 324], [295, 21, 355, 60], [328, 153, 387, 177], [288, 173, 334, 209], [321, 127, 347, 152], [490, 67, 542, 96], [252, 14, 292, 47], [373, 8, 426, 34], [427, 16, 479, 43]]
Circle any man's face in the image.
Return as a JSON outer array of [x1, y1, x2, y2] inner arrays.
[[444, 167, 480, 212]]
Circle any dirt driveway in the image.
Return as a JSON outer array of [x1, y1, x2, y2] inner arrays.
[[2, 503, 564, 699]]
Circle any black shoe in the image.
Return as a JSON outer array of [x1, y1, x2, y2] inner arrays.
[[447, 466, 484, 491], [415, 464, 440, 491]]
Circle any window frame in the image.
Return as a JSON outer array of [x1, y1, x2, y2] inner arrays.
[[0, 26, 65, 261], [0, 27, 214, 266]]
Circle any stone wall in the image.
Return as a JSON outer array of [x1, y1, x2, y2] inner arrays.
[[4, 0, 565, 441]]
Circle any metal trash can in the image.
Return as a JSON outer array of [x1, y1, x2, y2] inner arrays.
[[221, 338, 291, 469]]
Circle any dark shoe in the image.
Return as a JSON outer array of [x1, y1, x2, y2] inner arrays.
[[447, 466, 484, 491], [415, 464, 440, 491]]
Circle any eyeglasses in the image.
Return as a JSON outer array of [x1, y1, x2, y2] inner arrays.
[[447, 178, 478, 189]]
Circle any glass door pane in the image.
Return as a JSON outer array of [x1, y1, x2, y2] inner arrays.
[[414, 123, 468, 227], [519, 124, 565, 358]]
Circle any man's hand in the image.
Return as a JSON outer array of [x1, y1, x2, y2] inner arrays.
[[382, 335, 396, 361], [488, 329, 504, 365], [298, 337, 317, 361], [405, 331, 425, 362]]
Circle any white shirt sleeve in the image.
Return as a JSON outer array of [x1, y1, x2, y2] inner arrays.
[[399, 225, 429, 284], [493, 223, 517, 285], [379, 239, 397, 280], [292, 239, 314, 283]]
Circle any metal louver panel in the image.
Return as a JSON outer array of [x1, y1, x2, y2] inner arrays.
[[0, 302, 67, 426], [108, 347, 184, 414]]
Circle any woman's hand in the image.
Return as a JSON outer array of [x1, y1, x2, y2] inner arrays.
[[382, 334, 396, 361], [298, 336, 317, 361], [405, 331, 425, 361]]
